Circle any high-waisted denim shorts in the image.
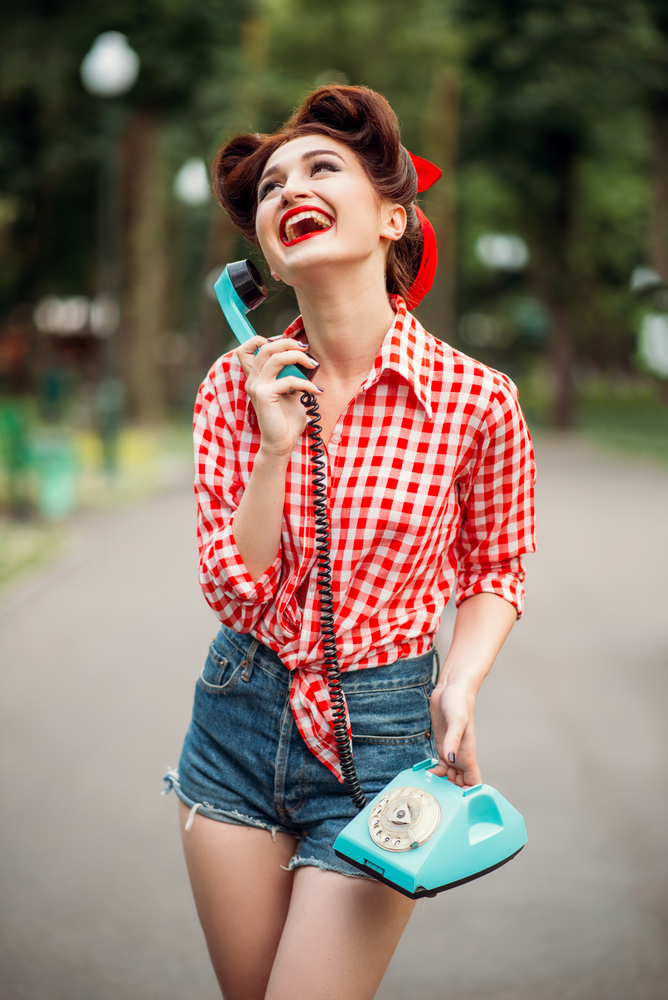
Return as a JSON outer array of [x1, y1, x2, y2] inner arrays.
[[164, 625, 438, 878]]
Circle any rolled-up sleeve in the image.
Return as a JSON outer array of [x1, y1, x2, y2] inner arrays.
[[454, 375, 536, 617], [194, 375, 282, 628]]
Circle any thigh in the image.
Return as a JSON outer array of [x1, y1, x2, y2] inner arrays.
[[265, 866, 415, 1000], [179, 802, 298, 1000]]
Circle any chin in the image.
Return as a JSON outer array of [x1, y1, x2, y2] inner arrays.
[[280, 242, 373, 278]]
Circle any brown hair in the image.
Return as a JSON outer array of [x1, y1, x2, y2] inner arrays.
[[211, 85, 423, 300]]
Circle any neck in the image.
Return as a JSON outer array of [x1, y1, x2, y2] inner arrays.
[[292, 262, 396, 383]]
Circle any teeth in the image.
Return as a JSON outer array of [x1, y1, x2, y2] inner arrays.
[[284, 210, 332, 242]]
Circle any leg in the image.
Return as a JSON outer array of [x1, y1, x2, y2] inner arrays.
[[179, 801, 298, 1000], [265, 865, 416, 1000]]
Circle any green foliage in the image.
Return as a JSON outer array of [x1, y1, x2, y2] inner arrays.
[[1, 0, 667, 427], [454, 0, 665, 402], [0, 0, 250, 309]]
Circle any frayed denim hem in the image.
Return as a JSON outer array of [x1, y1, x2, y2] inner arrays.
[[285, 855, 372, 879], [162, 768, 293, 841]]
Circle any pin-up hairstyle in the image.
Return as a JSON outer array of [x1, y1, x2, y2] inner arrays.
[[211, 85, 423, 302]]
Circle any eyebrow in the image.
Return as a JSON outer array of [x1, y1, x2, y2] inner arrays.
[[259, 148, 345, 183]]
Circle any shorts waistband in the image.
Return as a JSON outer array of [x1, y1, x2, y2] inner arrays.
[[216, 625, 438, 690]]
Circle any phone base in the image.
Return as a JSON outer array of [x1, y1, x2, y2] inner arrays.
[[332, 759, 528, 899], [334, 845, 525, 898]]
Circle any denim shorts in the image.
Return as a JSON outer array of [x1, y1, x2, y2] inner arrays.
[[164, 625, 438, 878]]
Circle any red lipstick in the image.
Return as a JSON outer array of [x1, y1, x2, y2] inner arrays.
[[280, 205, 334, 246]]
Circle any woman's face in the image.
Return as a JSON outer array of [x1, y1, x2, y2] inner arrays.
[[255, 134, 405, 286]]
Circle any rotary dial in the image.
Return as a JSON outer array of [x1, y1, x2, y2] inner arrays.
[[368, 785, 441, 852]]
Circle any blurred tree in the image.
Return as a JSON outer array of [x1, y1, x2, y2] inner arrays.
[[458, 0, 651, 426], [643, 1, 668, 280], [0, 0, 249, 420], [252, 0, 463, 342], [1, 0, 664, 431]]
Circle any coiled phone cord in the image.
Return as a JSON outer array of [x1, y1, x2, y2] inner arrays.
[[301, 391, 368, 811]]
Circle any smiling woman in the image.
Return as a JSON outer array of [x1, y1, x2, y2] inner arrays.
[[213, 86, 424, 301], [167, 85, 536, 1000]]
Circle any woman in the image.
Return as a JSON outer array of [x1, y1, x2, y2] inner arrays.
[[164, 85, 535, 1000]]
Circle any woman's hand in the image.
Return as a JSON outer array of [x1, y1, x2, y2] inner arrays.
[[429, 682, 481, 788], [237, 336, 322, 459], [427, 593, 518, 788]]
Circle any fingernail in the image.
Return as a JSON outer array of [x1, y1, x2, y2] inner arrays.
[[447, 752, 455, 764], [316, 385, 325, 392]]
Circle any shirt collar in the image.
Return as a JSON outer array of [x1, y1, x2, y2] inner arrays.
[[360, 296, 434, 418], [247, 296, 434, 420]]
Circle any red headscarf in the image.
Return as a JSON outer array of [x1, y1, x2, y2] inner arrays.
[[404, 152, 442, 310]]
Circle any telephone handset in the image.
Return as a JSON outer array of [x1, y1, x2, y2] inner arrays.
[[213, 260, 314, 380], [214, 260, 528, 898]]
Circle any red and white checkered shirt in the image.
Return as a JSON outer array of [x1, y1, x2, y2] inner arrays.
[[194, 296, 536, 781]]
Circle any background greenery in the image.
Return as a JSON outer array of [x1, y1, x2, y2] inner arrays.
[[1, 0, 668, 544]]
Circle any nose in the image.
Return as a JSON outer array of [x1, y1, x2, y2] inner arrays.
[[280, 173, 313, 208]]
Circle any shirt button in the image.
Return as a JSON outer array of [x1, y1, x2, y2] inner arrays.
[[330, 433, 341, 445], [308, 581, 316, 593]]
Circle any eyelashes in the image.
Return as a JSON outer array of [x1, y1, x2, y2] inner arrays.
[[258, 160, 340, 202]]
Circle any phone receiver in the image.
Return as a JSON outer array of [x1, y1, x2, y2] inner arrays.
[[334, 758, 528, 898], [213, 261, 309, 381]]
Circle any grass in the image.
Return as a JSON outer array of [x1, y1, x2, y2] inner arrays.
[[578, 397, 668, 467], [519, 367, 668, 468]]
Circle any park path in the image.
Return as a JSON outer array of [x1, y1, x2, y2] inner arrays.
[[0, 436, 666, 1000]]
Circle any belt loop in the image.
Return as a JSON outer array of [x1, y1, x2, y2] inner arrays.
[[242, 638, 260, 682], [431, 645, 440, 686]]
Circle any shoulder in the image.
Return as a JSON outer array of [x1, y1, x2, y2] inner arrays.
[[197, 348, 247, 408], [194, 349, 248, 435], [426, 335, 520, 419]]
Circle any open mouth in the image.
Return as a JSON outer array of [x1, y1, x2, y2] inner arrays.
[[280, 206, 334, 246]]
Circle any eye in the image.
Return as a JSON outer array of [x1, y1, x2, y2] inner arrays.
[[310, 160, 340, 177], [258, 179, 278, 202]]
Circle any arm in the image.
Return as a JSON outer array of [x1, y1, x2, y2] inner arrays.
[[429, 593, 516, 786], [194, 338, 320, 619], [225, 335, 321, 583], [430, 375, 536, 786]]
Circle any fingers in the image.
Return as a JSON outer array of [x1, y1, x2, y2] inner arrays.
[[269, 375, 323, 398], [235, 336, 267, 377], [259, 349, 320, 384], [429, 687, 481, 788], [241, 339, 320, 388]]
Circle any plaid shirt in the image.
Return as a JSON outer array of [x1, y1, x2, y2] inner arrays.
[[194, 297, 536, 782]]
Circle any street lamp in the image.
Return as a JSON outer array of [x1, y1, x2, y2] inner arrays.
[[80, 32, 139, 473], [174, 158, 210, 206], [80, 32, 139, 97]]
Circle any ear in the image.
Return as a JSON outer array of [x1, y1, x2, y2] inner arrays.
[[380, 204, 407, 243]]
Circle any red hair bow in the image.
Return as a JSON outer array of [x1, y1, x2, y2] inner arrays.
[[405, 151, 441, 310], [408, 152, 442, 194]]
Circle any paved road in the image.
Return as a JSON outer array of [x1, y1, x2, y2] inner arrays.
[[0, 436, 666, 1000]]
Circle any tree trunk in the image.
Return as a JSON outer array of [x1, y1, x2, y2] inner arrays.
[[527, 135, 578, 429], [122, 112, 168, 423], [418, 66, 460, 343], [548, 298, 575, 427], [649, 97, 668, 280]]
